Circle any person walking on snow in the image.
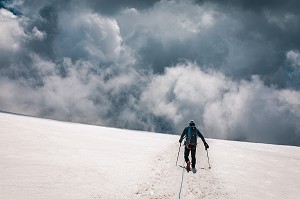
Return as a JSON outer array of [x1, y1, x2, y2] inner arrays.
[[179, 120, 209, 173]]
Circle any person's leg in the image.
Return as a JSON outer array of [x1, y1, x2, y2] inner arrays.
[[191, 146, 196, 168], [184, 145, 190, 163]]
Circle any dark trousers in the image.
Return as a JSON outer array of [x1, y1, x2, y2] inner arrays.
[[184, 145, 196, 168]]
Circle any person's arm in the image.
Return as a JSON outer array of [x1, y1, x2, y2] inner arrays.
[[197, 129, 209, 150], [179, 128, 187, 144]]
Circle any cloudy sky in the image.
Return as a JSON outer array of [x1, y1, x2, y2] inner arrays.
[[0, 0, 300, 146]]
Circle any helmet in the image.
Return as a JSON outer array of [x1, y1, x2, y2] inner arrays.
[[189, 120, 195, 127]]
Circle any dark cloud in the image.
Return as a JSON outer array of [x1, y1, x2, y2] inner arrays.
[[0, 0, 22, 16], [195, 0, 300, 12], [21, 0, 160, 16], [116, 0, 300, 89], [84, 0, 160, 15], [28, 4, 59, 59], [0, 0, 300, 146]]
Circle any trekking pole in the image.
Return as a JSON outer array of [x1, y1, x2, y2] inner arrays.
[[178, 159, 185, 199], [175, 143, 181, 166], [206, 149, 211, 169]]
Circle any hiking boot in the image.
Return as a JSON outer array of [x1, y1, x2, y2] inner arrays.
[[192, 167, 197, 173], [186, 161, 191, 172]]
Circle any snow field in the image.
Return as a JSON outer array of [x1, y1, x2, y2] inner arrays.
[[1, 112, 300, 199]]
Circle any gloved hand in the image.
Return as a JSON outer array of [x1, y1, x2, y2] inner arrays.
[[179, 138, 183, 144], [204, 142, 209, 150]]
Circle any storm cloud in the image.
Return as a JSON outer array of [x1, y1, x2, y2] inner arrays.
[[0, 0, 299, 146]]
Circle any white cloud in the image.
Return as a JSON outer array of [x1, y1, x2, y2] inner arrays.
[[122, 7, 139, 15], [54, 9, 133, 65], [264, 10, 297, 30], [141, 62, 231, 124], [141, 62, 300, 144], [0, 9, 26, 52], [287, 50, 300, 69], [0, 8, 17, 19], [31, 26, 46, 40], [117, 0, 219, 44], [286, 50, 300, 87]]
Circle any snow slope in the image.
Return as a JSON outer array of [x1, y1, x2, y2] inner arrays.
[[0, 112, 300, 199]]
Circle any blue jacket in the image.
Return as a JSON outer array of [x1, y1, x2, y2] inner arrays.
[[179, 126, 207, 147]]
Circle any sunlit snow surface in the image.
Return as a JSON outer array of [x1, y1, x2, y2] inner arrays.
[[1, 112, 299, 198]]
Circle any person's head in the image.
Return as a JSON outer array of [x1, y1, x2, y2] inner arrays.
[[189, 120, 195, 127]]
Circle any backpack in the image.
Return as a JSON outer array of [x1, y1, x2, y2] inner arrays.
[[186, 127, 198, 145]]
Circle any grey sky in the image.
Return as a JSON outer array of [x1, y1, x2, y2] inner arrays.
[[0, 0, 299, 146]]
